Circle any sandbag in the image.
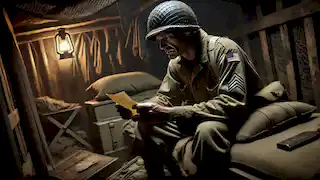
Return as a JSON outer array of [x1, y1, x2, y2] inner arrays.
[[236, 101, 317, 143]]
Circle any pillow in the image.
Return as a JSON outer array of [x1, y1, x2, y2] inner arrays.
[[250, 81, 289, 110], [236, 101, 317, 143], [86, 71, 162, 101], [255, 81, 288, 101]]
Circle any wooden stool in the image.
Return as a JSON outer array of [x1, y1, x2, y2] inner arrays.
[[40, 106, 92, 150]]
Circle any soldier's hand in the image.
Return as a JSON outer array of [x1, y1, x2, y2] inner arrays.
[[116, 104, 132, 120], [132, 102, 170, 123]]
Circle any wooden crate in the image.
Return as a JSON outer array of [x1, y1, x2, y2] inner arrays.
[[50, 150, 117, 180], [93, 117, 128, 154], [85, 100, 120, 122]]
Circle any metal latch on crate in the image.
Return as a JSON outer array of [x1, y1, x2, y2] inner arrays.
[[112, 141, 118, 149], [108, 122, 118, 149], [109, 122, 115, 128]]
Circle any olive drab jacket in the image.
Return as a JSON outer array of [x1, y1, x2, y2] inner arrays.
[[149, 29, 263, 123]]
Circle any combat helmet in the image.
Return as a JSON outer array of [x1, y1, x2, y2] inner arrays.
[[146, 0, 200, 40]]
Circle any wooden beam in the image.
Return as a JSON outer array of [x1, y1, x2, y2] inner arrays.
[[14, 19, 58, 28], [22, 153, 34, 177], [15, 125, 28, 162], [259, 31, 274, 83], [256, 5, 274, 83], [14, 0, 157, 37], [230, 0, 320, 38], [277, 0, 298, 100], [17, 23, 120, 44], [15, 16, 120, 37], [9, 109, 20, 130], [0, 72, 22, 179], [1, 8, 52, 177], [304, 17, 320, 108], [280, 25, 298, 100], [0, 54, 28, 160], [27, 43, 41, 96]]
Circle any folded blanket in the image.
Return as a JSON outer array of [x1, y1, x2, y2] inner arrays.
[[35, 96, 79, 114]]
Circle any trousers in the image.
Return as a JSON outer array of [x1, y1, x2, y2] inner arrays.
[[132, 120, 232, 179]]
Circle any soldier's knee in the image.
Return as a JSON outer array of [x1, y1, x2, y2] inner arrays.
[[195, 121, 228, 140]]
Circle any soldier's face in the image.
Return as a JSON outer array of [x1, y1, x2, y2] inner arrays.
[[156, 33, 180, 59]]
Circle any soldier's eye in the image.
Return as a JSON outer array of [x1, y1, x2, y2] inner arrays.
[[166, 34, 174, 40]]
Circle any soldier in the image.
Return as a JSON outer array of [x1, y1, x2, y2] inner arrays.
[[117, 1, 263, 179]]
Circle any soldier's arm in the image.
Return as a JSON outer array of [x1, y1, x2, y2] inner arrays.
[[147, 59, 184, 107], [169, 38, 249, 121]]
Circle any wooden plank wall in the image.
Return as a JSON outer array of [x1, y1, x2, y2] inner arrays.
[[232, 0, 320, 110]]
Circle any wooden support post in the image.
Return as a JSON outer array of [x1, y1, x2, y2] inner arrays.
[[0, 8, 50, 178], [27, 43, 42, 96], [0, 74, 22, 180], [0, 55, 29, 161], [279, 25, 298, 100], [256, 5, 274, 83], [277, 0, 298, 100], [304, 17, 320, 108]]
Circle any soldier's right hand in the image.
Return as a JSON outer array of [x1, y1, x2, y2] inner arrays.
[[132, 102, 167, 123], [116, 104, 132, 120]]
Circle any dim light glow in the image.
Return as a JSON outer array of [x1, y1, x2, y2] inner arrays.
[[59, 39, 72, 52], [55, 28, 74, 59]]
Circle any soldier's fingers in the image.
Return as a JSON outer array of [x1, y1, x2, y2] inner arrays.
[[132, 114, 141, 121]]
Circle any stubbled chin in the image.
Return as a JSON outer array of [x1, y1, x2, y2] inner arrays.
[[167, 54, 178, 59]]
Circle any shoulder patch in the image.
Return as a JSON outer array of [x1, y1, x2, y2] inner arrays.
[[228, 73, 246, 94], [226, 52, 240, 63]]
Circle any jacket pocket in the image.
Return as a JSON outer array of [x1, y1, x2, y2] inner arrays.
[[179, 84, 194, 106]]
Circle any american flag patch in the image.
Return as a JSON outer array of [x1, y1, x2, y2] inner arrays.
[[226, 52, 240, 63]]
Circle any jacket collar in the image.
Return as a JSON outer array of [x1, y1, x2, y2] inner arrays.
[[199, 29, 210, 65], [176, 29, 211, 65]]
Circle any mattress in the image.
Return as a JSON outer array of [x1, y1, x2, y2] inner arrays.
[[230, 114, 320, 179]]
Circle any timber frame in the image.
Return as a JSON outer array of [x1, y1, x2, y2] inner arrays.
[[0, 8, 52, 178], [13, 0, 162, 44], [230, 0, 320, 109]]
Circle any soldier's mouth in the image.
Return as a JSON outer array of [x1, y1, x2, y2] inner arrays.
[[165, 50, 178, 58], [164, 46, 178, 54], [165, 50, 176, 55]]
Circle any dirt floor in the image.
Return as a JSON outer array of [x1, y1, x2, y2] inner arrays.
[[50, 134, 88, 164]]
